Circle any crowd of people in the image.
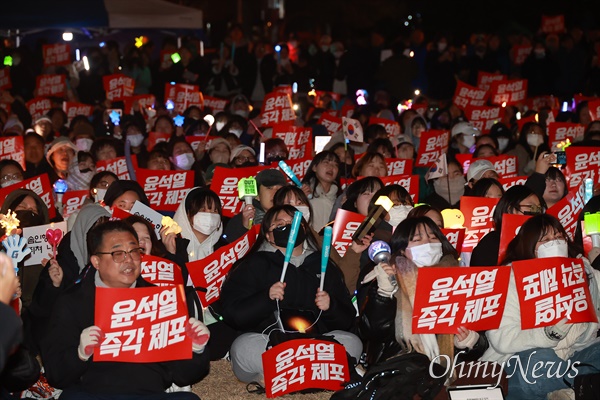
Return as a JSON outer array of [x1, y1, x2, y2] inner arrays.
[[1, 20, 600, 400]]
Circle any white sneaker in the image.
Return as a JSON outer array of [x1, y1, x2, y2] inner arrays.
[[547, 388, 575, 400]]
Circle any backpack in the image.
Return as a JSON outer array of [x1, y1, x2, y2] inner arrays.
[[330, 351, 446, 400]]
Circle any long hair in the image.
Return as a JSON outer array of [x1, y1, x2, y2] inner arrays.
[[470, 178, 505, 198], [492, 185, 546, 230], [301, 150, 341, 197], [390, 216, 458, 260], [124, 214, 168, 258], [352, 152, 387, 178], [341, 176, 383, 214], [273, 185, 313, 225]]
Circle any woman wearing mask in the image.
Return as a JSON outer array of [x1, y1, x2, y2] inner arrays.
[[448, 122, 480, 159], [371, 184, 414, 230], [168, 137, 197, 171], [483, 214, 600, 400], [122, 121, 148, 166], [229, 145, 257, 168], [220, 205, 362, 383], [301, 151, 341, 232], [264, 138, 289, 165], [489, 123, 514, 155], [508, 122, 550, 176], [0, 159, 25, 188], [424, 159, 466, 211], [470, 185, 545, 266]]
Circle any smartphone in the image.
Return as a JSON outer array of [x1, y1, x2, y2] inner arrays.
[[544, 151, 566, 165]]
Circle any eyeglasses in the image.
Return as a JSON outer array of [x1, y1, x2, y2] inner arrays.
[[0, 173, 22, 183], [235, 155, 256, 164], [96, 248, 144, 263], [519, 204, 543, 216]]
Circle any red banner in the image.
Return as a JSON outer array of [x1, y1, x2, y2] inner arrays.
[[147, 132, 171, 151], [123, 94, 156, 116], [565, 146, 600, 189], [164, 83, 203, 114], [209, 165, 267, 218], [511, 45, 532, 66], [463, 105, 505, 134], [588, 100, 600, 122], [42, 43, 70, 67], [187, 225, 259, 307], [184, 136, 214, 153], [527, 96, 560, 112], [284, 158, 313, 181], [0, 136, 25, 170], [63, 101, 93, 122], [512, 257, 597, 329], [489, 79, 528, 106], [386, 158, 413, 176], [94, 285, 192, 362], [546, 183, 585, 240], [460, 196, 499, 252], [541, 15, 566, 34], [453, 81, 489, 109], [136, 168, 194, 212], [96, 156, 137, 180], [273, 85, 293, 97], [26, 97, 52, 122], [140, 255, 184, 287], [487, 155, 518, 178], [369, 117, 400, 137], [61, 190, 89, 221], [455, 153, 472, 175], [263, 339, 349, 398], [0, 174, 56, 219], [380, 175, 420, 202], [272, 125, 312, 160], [441, 228, 466, 252], [498, 214, 532, 264], [260, 92, 296, 127], [547, 123, 585, 151], [412, 266, 510, 334], [202, 96, 228, 114], [35, 74, 66, 98], [477, 72, 506, 92], [103, 74, 135, 101], [0, 68, 11, 90], [331, 209, 364, 257], [415, 130, 450, 167], [316, 113, 342, 136], [498, 176, 528, 192]]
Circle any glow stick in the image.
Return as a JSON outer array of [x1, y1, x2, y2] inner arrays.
[[320, 226, 332, 290], [279, 211, 302, 282], [278, 160, 302, 187]]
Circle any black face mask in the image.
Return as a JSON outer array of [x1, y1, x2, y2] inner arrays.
[[239, 161, 258, 168], [14, 210, 45, 228], [272, 223, 306, 249], [266, 155, 286, 165]]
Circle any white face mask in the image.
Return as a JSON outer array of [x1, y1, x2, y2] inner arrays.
[[527, 133, 543, 147], [461, 134, 476, 149], [215, 121, 226, 131], [76, 138, 94, 152], [1, 179, 20, 188], [229, 128, 243, 138], [127, 134, 144, 148], [497, 137, 509, 152], [233, 109, 249, 119], [174, 153, 195, 170], [94, 188, 107, 203], [388, 205, 413, 228], [295, 205, 311, 222], [408, 242, 443, 267], [193, 212, 221, 235], [536, 239, 568, 259]]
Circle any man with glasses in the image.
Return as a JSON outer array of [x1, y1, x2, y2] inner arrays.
[[41, 220, 209, 399]]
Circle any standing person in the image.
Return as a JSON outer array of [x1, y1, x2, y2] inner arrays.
[[241, 40, 276, 108]]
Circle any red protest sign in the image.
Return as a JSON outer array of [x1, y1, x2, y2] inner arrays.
[[498, 176, 528, 192], [314, 90, 342, 107], [339, 102, 355, 118], [0, 174, 56, 219], [147, 132, 171, 151], [273, 85, 293, 97], [94, 285, 192, 362], [61, 190, 89, 221], [103, 74, 135, 101], [587, 100, 600, 122], [26, 97, 52, 122], [188, 225, 259, 307], [511, 45, 532, 66], [460, 196, 499, 252], [527, 96, 560, 112], [455, 153, 472, 175], [386, 158, 413, 176], [489, 79, 528, 106], [263, 339, 349, 398], [463, 105, 505, 134], [63, 102, 93, 122], [96, 156, 137, 180], [541, 15, 566, 34], [140, 255, 185, 287], [42, 44, 71, 67], [35, 74, 66, 98], [202, 96, 228, 114], [441, 228, 466, 252], [260, 91, 296, 127], [123, 94, 156, 116], [380, 175, 420, 202], [284, 157, 313, 181], [453, 81, 488, 109], [316, 113, 342, 135], [565, 146, 600, 189], [164, 83, 203, 114], [0, 136, 25, 170], [486, 155, 518, 178], [185, 135, 214, 153], [415, 130, 450, 167], [498, 214, 532, 264], [512, 257, 598, 329], [369, 117, 400, 137], [331, 209, 364, 257], [547, 183, 585, 240], [136, 168, 194, 212], [477, 72, 506, 92], [547, 123, 585, 151], [0, 68, 11, 90], [272, 125, 312, 160], [412, 266, 510, 334], [210, 165, 267, 218]]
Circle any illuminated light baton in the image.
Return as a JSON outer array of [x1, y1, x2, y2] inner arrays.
[[279, 211, 303, 282], [259, 142, 265, 165], [278, 160, 302, 187], [320, 226, 332, 290], [248, 119, 265, 138], [584, 212, 600, 248], [238, 177, 258, 228]]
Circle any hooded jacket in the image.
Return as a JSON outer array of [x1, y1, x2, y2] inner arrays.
[[1, 188, 50, 225]]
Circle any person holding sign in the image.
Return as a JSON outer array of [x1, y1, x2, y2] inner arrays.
[[483, 214, 600, 400], [220, 205, 362, 384], [41, 220, 210, 399]]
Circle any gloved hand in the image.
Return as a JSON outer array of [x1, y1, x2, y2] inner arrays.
[[78, 326, 103, 361], [362, 264, 398, 298], [186, 317, 210, 353], [544, 317, 572, 341]]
